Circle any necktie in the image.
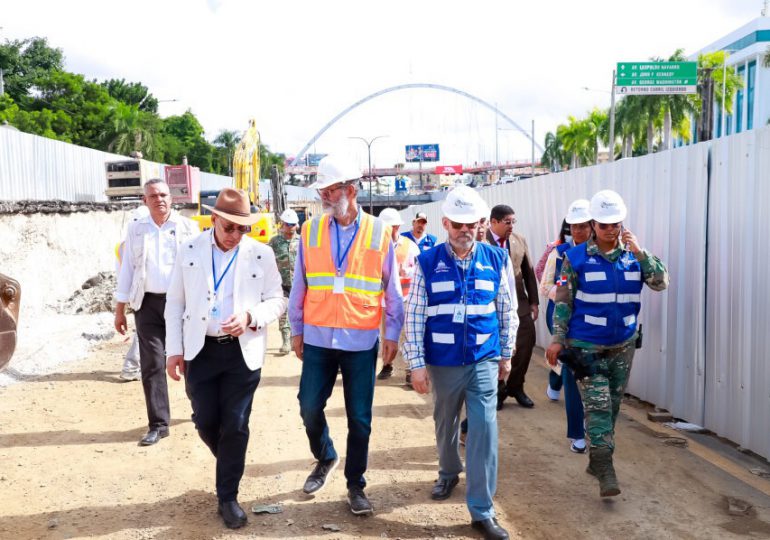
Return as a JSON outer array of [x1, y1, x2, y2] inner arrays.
[[499, 238, 506, 248]]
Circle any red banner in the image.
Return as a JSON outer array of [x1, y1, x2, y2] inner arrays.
[[434, 165, 463, 174]]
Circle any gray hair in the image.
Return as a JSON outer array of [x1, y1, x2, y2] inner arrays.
[[143, 178, 168, 193]]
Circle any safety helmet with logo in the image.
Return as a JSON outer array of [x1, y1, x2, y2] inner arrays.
[[589, 189, 627, 223], [565, 198, 591, 224], [279, 208, 299, 225], [310, 155, 362, 190], [441, 185, 489, 223], [379, 208, 404, 226]]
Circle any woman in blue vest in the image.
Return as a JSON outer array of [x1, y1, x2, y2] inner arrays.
[[539, 199, 592, 454], [545, 190, 669, 498]]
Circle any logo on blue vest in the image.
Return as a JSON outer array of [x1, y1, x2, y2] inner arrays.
[[587, 257, 600, 265], [475, 261, 494, 271], [434, 260, 450, 273], [620, 252, 633, 268]]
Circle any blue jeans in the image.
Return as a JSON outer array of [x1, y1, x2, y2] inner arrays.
[[298, 342, 377, 488]]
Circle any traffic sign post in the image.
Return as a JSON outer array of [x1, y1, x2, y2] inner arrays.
[[615, 62, 698, 95]]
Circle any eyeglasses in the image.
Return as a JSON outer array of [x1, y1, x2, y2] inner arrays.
[[493, 217, 516, 226], [449, 220, 478, 230], [596, 222, 622, 230], [221, 223, 252, 234]]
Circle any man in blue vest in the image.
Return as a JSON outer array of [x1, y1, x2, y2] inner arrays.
[[404, 186, 517, 540], [401, 212, 437, 252]]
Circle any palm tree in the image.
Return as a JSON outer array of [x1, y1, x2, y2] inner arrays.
[[614, 97, 647, 158], [541, 131, 568, 171], [558, 116, 595, 168], [213, 129, 241, 176], [587, 108, 608, 163], [763, 45, 770, 68], [101, 102, 154, 156], [658, 49, 696, 150], [692, 50, 744, 138]]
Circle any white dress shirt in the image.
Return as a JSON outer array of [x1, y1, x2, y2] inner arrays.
[[207, 233, 239, 336]]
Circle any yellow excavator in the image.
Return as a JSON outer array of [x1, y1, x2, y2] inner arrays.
[[192, 119, 276, 243]]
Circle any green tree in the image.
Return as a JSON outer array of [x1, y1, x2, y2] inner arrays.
[[259, 143, 285, 179], [101, 78, 158, 113], [0, 37, 63, 103], [541, 130, 569, 172], [212, 129, 241, 176], [100, 101, 156, 157], [557, 115, 595, 168], [763, 45, 770, 68], [692, 50, 744, 137]]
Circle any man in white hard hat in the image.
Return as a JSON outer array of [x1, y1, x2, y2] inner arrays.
[[288, 155, 404, 515], [404, 186, 516, 540], [165, 188, 287, 528], [402, 211, 437, 252], [113, 179, 198, 445], [376, 207, 419, 383], [545, 189, 668, 498], [269, 208, 300, 355]]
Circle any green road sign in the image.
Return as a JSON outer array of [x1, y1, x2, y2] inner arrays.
[[615, 61, 698, 95]]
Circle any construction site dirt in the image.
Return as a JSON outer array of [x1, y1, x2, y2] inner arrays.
[[1, 321, 769, 540]]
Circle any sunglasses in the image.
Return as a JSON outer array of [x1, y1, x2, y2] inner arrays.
[[595, 222, 622, 230], [449, 220, 478, 230], [221, 222, 252, 234], [317, 183, 349, 196]]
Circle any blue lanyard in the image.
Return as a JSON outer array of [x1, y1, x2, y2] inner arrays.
[[333, 213, 360, 274], [212, 246, 239, 293], [450, 245, 476, 303]]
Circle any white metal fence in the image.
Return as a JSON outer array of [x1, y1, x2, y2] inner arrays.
[[0, 128, 231, 202], [401, 125, 770, 461]]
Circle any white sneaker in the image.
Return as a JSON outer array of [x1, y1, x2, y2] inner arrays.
[[120, 371, 141, 381], [570, 438, 587, 453], [546, 385, 560, 401]]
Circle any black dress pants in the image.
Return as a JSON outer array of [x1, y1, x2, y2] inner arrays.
[[134, 293, 170, 431], [502, 312, 536, 394], [185, 339, 261, 502]]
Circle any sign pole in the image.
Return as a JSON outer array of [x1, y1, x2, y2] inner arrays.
[[609, 69, 616, 162], [531, 119, 535, 177]]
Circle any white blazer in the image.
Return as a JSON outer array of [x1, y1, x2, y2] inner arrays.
[[164, 230, 287, 371]]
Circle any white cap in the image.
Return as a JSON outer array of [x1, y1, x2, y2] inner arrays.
[[441, 185, 489, 223], [379, 208, 403, 226], [565, 199, 591, 224], [589, 189, 627, 223], [309, 155, 362, 190], [279, 208, 299, 225]]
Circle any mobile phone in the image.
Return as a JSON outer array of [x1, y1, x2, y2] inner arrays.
[[620, 225, 629, 251]]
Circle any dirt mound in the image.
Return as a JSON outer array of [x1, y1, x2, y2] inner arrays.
[[60, 272, 116, 314]]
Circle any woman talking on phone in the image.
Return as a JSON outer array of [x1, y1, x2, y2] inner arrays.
[[545, 189, 669, 498]]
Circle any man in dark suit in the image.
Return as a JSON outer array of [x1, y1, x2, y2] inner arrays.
[[487, 204, 539, 408]]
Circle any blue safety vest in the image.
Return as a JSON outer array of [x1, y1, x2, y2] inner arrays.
[[566, 243, 643, 346], [546, 242, 572, 334], [419, 243, 505, 366], [402, 231, 437, 252]]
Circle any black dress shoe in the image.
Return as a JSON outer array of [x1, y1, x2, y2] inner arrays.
[[511, 389, 534, 408], [377, 363, 394, 380], [139, 429, 169, 446], [302, 456, 340, 494], [471, 517, 510, 540], [431, 476, 459, 500], [218, 500, 247, 529]]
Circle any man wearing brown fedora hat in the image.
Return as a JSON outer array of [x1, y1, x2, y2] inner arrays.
[[165, 187, 287, 529], [114, 179, 198, 447]]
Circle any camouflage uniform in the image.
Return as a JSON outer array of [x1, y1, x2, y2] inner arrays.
[[552, 238, 669, 450], [268, 233, 299, 352]]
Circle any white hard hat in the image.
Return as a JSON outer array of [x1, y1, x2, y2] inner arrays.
[[310, 155, 362, 190], [441, 185, 489, 223], [279, 208, 299, 225], [565, 198, 591, 224], [589, 189, 627, 223], [379, 208, 403, 226]]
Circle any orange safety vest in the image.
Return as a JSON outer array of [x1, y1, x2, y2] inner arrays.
[[394, 237, 414, 298], [302, 212, 390, 330]]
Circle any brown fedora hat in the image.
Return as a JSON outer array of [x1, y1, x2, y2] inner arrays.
[[202, 188, 260, 226]]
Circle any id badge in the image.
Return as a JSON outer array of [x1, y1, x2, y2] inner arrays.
[[452, 304, 466, 323], [333, 276, 345, 294], [210, 298, 222, 320]]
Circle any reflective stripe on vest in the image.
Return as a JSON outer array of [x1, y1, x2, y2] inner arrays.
[[302, 212, 390, 330]]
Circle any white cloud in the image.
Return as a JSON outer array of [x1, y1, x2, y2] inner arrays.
[[1, 0, 763, 167]]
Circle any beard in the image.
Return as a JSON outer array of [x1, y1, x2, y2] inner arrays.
[[449, 233, 474, 252], [323, 195, 350, 219]]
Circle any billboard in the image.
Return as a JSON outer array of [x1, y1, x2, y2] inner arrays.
[[405, 144, 440, 162]]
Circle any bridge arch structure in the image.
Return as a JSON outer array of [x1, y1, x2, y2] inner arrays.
[[290, 83, 543, 166]]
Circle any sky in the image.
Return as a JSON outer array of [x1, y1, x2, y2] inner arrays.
[[1, 0, 765, 170]]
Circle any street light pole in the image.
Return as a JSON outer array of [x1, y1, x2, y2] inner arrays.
[[349, 135, 387, 214]]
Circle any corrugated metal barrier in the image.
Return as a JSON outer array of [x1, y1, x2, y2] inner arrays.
[[400, 125, 769, 460]]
